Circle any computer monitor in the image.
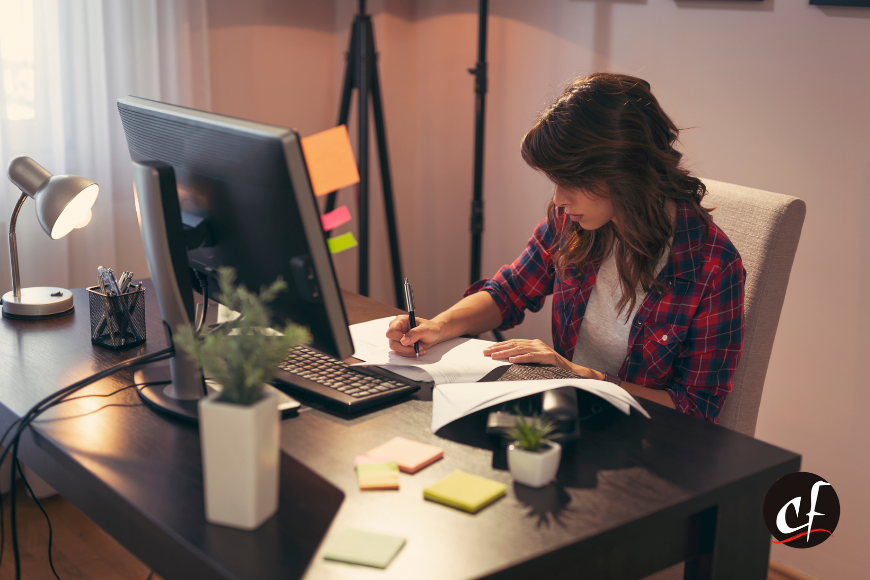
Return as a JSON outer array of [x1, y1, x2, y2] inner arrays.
[[117, 96, 354, 419]]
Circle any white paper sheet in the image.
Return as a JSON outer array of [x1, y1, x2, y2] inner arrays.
[[349, 316, 510, 383], [431, 379, 651, 433]]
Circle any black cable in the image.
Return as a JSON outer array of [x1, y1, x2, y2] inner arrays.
[[146, 571, 153, 580], [16, 459, 61, 580], [0, 381, 168, 576], [1, 346, 173, 579]]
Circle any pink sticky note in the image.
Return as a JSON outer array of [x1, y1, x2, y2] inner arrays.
[[355, 455, 394, 467], [364, 437, 444, 474], [321, 205, 352, 232]]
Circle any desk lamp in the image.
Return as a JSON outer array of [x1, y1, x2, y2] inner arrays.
[[2, 156, 99, 319]]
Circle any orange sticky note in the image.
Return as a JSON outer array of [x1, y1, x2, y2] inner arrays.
[[364, 437, 443, 474], [300, 125, 360, 196]]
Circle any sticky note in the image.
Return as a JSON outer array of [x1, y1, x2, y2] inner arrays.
[[357, 461, 400, 490], [323, 528, 405, 569], [423, 470, 506, 513], [364, 437, 443, 474], [321, 205, 352, 232], [355, 454, 394, 467], [300, 125, 360, 197], [327, 232, 358, 254]]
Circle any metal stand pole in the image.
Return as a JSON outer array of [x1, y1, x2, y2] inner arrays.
[[468, 0, 504, 342], [468, 0, 488, 289], [325, 0, 404, 305]]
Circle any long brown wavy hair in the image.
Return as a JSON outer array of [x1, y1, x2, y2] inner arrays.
[[521, 72, 712, 318]]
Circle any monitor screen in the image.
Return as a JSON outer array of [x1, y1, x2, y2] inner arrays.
[[117, 96, 354, 360]]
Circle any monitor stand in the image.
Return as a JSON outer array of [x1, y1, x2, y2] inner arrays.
[[135, 363, 301, 420], [131, 161, 304, 422], [132, 160, 211, 422]]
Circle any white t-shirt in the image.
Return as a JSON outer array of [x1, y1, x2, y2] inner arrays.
[[571, 242, 670, 375]]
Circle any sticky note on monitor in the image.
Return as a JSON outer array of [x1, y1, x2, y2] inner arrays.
[[300, 125, 360, 197], [357, 461, 400, 490], [423, 470, 506, 513], [327, 232, 358, 254], [323, 528, 405, 569], [321, 205, 352, 232], [364, 436, 443, 474]]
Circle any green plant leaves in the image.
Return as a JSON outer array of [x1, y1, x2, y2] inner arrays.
[[174, 267, 311, 405], [504, 406, 557, 452]]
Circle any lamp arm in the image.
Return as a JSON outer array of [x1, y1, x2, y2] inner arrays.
[[8, 192, 27, 299]]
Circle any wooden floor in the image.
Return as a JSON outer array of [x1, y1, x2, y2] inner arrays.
[[0, 484, 162, 580], [0, 486, 812, 580]]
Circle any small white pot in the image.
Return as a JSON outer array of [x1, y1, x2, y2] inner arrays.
[[198, 389, 280, 530], [507, 441, 562, 488]]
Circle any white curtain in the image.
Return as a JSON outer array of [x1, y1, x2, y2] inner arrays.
[[0, 0, 210, 296]]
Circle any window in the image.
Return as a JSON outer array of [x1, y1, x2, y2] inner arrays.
[[0, 0, 36, 121]]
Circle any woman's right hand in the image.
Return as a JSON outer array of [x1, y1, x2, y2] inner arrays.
[[386, 315, 443, 357]]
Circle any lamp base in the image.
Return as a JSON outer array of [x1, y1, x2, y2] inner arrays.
[[1, 287, 74, 319]]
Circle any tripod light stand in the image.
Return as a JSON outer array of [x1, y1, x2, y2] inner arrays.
[[324, 0, 403, 306], [468, 0, 504, 342]]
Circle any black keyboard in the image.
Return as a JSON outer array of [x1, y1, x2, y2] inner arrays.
[[271, 345, 422, 413]]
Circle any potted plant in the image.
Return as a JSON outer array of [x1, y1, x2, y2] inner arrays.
[[505, 409, 562, 488], [175, 267, 310, 530]]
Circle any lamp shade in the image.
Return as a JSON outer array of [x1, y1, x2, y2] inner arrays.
[[7, 156, 99, 239]]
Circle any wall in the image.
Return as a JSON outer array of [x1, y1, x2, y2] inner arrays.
[[391, 1, 870, 578], [207, 0, 337, 136], [206, 1, 870, 577]]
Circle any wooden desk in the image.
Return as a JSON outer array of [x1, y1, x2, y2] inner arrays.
[[0, 286, 800, 580]]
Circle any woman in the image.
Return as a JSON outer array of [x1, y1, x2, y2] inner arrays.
[[387, 72, 745, 423]]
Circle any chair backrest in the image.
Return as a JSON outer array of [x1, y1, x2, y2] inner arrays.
[[702, 179, 806, 436]]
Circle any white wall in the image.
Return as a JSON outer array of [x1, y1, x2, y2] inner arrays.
[[207, 1, 870, 577]]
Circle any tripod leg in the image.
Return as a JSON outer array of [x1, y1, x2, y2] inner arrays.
[[368, 21, 404, 308], [325, 17, 359, 216], [357, 14, 370, 296]]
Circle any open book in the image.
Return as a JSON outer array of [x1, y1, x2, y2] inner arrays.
[[431, 379, 651, 433]]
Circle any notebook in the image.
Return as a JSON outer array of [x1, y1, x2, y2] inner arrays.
[[364, 436, 443, 474], [423, 470, 507, 513], [323, 528, 405, 569]]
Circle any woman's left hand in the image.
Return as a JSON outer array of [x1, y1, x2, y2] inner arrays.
[[483, 339, 594, 377]]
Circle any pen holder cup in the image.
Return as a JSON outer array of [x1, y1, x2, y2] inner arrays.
[[88, 286, 147, 350]]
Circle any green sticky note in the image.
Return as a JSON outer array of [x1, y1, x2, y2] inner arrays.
[[323, 528, 405, 568], [357, 461, 400, 490], [328, 232, 358, 254], [423, 470, 506, 513]]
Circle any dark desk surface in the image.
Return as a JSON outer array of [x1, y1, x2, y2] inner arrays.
[[0, 286, 800, 580]]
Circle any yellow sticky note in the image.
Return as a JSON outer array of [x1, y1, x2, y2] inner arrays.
[[423, 471, 506, 513], [357, 461, 400, 491], [300, 125, 360, 197], [328, 232, 358, 254]]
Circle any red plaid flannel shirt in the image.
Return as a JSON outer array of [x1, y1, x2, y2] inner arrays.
[[466, 201, 745, 423]]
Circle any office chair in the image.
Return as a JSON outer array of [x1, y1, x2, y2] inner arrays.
[[703, 179, 806, 437], [642, 179, 806, 580]]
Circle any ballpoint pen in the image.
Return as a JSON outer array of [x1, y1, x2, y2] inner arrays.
[[403, 277, 419, 357], [98, 266, 120, 295]]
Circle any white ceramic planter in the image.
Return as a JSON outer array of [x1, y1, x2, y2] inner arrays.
[[198, 389, 280, 530], [507, 442, 562, 488]]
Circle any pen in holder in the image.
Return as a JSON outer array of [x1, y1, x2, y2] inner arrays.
[[88, 284, 146, 350]]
